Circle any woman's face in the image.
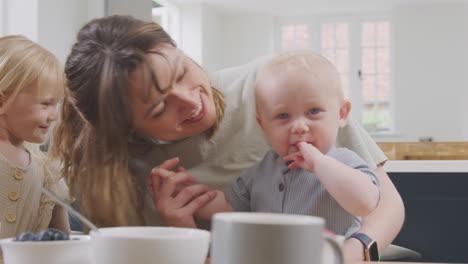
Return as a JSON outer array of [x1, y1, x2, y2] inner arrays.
[[129, 44, 217, 141]]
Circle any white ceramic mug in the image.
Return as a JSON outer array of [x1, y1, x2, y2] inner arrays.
[[211, 212, 343, 264]]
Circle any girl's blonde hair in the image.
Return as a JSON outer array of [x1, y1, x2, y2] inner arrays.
[[51, 15, 226, 227], [0, 35, 65, 173], [0, 35, 65, 111]]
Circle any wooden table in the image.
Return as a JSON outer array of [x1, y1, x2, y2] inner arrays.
[[205, 259, 451, 264], [0, 255, 453, 264]]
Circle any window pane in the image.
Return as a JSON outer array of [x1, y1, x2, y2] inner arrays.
[[336, 23, 349, 47], [362, 48, 376, 74], [362, 75, 375, 101], [375, 102, 390, 131], [361, 22, 375, 47], [340, 74, 349, 98], [335, 48, 349, 73], [321, 23, 335, 48], [376, 74, 390, 100], [376, 48, 390, 73], [281, 24, 310, 51], [295, 24, 310, 49], [362, 104, 377, 132], [281, 25, 294, 51], [376, 21, 390, 47]]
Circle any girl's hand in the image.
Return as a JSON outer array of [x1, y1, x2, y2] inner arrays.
[[149, 157, 217, 228], [283, 142, 324, 172]]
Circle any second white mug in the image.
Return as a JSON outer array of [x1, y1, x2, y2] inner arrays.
[[210, 212, 343, 264]]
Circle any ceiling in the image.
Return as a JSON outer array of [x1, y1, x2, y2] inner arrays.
[[169, 0, 468, 15]]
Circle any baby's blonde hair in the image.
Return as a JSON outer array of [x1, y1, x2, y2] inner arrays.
[[255, 51, 344, 113], [0, 35, 65, 172]]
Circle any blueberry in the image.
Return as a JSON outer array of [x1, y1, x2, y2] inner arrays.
[[52, 230, 69, 241], [45, 228, 70, 241], [37, 229, 54, 241], [15, 231, 37, 241], [15, 228, 71, 242]]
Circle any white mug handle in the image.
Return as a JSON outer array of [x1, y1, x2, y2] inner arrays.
[[322, 236, 344, 264]]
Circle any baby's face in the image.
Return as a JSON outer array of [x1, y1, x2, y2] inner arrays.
[[256, 69, 349, 157]]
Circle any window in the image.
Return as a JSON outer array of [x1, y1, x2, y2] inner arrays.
[[278, 17, 393, 133], [281, 24, 310, 51]]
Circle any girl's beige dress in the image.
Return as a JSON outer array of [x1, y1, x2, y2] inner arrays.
[[0, 152, 70, 239]]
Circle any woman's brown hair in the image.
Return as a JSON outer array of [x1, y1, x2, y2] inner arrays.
[[52, 15, 225, 227]]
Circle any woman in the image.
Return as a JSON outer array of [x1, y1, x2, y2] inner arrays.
[[52, 15, 404, 260]]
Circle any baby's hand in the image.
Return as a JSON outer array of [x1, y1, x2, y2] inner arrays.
[[283, 142, 324, 172]]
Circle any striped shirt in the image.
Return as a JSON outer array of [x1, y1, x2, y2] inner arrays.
[[224, 147, 380, 237]]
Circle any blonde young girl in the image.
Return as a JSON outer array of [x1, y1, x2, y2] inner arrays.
[[0, 35, 70, 238]]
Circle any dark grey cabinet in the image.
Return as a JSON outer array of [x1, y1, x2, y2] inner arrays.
[[390, 172, 468, 263]]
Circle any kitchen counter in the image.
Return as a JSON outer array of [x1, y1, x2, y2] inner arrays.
[[384, 160, 468, 173]]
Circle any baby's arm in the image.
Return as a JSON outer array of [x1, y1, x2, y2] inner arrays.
[[194, 191, 235, 220], [284, 142, 379, 217], [48, 204, 71, 233]]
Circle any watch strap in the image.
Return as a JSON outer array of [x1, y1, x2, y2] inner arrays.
[[350, 233, 379, 261], [350, 233, 373, 248]]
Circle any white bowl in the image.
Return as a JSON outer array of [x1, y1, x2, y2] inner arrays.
[[90, 226, 210, 264], [0, 235, 93, 264]]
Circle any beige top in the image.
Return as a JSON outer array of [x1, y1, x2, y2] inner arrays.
[[0, 152, 70, 238], [131, 57, 387, 225]]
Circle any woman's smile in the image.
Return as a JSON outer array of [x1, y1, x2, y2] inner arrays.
[[182, 93, 206, 125]]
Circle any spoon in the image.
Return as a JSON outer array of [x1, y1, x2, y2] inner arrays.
[[41, 186, 100, 233]]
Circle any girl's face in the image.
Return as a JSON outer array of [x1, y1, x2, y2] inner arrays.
[[129, 44, 217, 141], [0, 82, 60, 144]]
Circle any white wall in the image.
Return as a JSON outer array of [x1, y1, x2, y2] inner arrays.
[[38, 0, 88, 64], [107, 0, 152, 21], [179, 3, 203, 64], [178, 3, 223, 72], [391, 3, 468, 142], [0, 0, 4, 36], [201, 5, 221, 72], [216, 14, 275, 70], [88, 0, 105, 20], [3, 0, 38, 40]]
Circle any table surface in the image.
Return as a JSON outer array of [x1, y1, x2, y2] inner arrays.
[[205, 259, 453, 264], [0, 255, 455, 264]]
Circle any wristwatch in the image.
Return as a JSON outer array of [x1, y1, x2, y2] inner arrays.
[[349, 233, 379, 261]]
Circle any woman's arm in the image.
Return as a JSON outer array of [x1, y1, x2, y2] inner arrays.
[[343, 165, 405, 260], [49, 204, 71, 234]]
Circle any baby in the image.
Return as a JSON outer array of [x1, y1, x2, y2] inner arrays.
[[159, 51, 380, 237]]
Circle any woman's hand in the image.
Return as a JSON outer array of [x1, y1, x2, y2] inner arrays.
[[149, 157, 217, 228]]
